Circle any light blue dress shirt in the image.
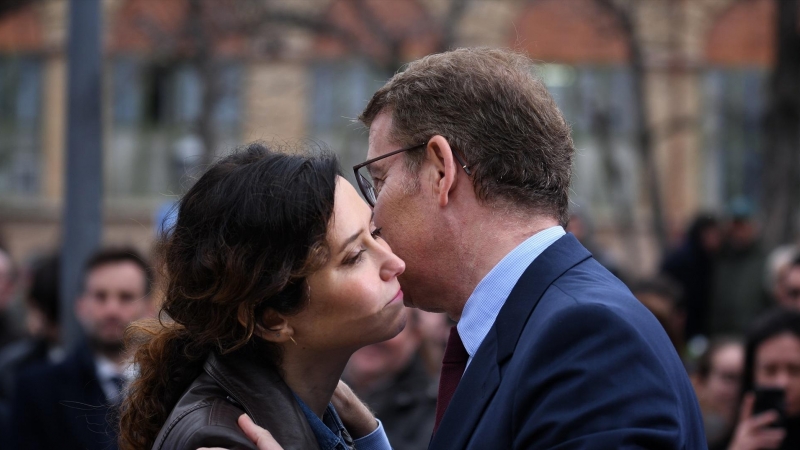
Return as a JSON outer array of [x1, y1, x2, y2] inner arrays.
[[294, 393, 392, 450], [457, 226, 566, 368]]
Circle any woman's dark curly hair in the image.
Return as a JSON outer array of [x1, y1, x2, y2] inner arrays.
[[119, 143, 340, 450]]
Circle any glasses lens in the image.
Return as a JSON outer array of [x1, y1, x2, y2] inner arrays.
[[356, 167, 377, 206]]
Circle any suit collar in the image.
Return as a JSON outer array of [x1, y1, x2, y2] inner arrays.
[[430, 234, 591, 449], [493, 234, 591, 364]]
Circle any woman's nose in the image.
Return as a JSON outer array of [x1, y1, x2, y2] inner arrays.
[[380, 252, 405, 281]]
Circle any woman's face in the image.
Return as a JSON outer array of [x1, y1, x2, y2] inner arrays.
[[289, 177, 407, 352], [755, 332, 800, 416]]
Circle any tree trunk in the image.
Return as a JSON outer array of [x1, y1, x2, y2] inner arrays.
[[761, 0, 800, 247]]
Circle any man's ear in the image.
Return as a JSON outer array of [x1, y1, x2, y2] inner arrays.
[[237, 303, 294, 344], [425, 135, 458, 207]]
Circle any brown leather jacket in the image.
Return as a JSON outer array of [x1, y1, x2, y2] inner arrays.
[[152, 349, 319, 450]]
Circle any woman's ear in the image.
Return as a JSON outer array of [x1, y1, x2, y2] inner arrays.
[[237, 303, 294, 344]]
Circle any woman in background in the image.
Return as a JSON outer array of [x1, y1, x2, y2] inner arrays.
[[119, 143, 405, 450], [726, 309, 800, 450]]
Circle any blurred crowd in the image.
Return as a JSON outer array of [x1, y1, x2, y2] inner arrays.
[[568, 198, 800, 450], [0, 197, 799, 450]]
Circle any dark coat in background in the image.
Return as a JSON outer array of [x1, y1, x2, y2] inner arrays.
[[661, 222, 716, 339], [359, 356, 436, 450], [11, 342, 117, 450]]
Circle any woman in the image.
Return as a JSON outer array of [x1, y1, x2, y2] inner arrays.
[[693, 337, 744, 448], [725, 308, 800, 450], [119, 143, 406, 450]]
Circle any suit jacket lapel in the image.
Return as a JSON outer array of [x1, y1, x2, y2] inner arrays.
[[429, 234, 591, 450]]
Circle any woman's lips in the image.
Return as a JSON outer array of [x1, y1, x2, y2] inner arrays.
[[387, 289, 403, 306]]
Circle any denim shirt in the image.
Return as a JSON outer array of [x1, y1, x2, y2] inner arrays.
[[293, 394, 392, 450]]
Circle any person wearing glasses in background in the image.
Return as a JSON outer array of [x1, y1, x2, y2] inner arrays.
[[231, 47, 706, 450]]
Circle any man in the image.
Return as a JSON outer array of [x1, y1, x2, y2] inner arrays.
[[12, 248, 153, 450], [0, 255, 62, 443], [709, 199, 770, 335], [776, 255, 800, 309], [344, 310, 437, 450], [661, 213, 721, 340], [236, 48, 705, 449]]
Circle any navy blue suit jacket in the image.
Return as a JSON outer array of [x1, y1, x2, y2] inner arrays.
[[11, 343, 118, 450], [430, 234, 706, 449]]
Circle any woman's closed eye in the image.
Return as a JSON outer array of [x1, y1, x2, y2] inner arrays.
[[371, 227, 383, 240]]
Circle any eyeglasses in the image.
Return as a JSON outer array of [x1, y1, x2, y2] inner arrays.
[[353, 142, 471, 207]]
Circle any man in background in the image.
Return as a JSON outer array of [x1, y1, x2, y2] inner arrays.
[[12, 248, 153, 450], [710, 199, 770, 335]]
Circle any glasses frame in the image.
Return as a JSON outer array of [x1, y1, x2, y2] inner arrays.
[[352, 141, 472, 207]]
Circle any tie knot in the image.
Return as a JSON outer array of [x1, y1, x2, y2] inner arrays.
[[443, 326, 469, 364]]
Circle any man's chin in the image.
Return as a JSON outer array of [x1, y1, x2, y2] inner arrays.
[[88, 335, 125, 355]]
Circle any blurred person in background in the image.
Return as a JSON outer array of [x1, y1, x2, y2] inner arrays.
[[692, 338, 744, 449], [0, 247, 21, 348], [724, 309, 800, 450], [0, 255, 62, 404], [661, 213, 722, 341], [766, 247, 798, 304], [416, 311, 451, 377], [629, 277, 685, 354], [710, 199, 770, 335], [12, 248, 153, 450], [774, 255, 800, 310], [344, 309, 437, 450]]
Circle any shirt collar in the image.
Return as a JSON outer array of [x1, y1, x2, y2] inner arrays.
[[293, 394, 353, 450], [457, 226, 566, 364]]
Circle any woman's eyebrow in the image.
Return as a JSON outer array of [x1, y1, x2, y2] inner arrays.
[[339, 230, 362, 255], [338, 213, 374, 255]]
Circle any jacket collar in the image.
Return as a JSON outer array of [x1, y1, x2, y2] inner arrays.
[[203, 347, 319, 448], [430, 234, 591, 449]]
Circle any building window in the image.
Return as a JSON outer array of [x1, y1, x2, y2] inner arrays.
[[309, 59, 387, 184], [702, 68, 766, 208], [539, 64, 640, 222], [109, 57, 242, 198], [0, 56, 42, 196]]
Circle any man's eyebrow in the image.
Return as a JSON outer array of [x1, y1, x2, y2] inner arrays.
[[367, 163, 385, 178], [339, 213, 374, 255]]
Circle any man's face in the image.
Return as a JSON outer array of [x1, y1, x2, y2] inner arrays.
[[366, 112, 446, 312], [77, 261, 151, 352]]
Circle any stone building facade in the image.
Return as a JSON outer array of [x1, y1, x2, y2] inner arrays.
[[0, 0, 786, 274]]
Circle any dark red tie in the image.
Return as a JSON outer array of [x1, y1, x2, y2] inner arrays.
[[433, 326, 469, 433]]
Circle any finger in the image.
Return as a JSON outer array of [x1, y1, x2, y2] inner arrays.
[[238, 414, 283, 450], [752, 429, 787, 449], [739, 392, 755, 423], [749, 410, 780, 429]]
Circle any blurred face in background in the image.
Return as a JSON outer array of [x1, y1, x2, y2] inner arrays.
[[76, 261, 151, 354], [728, 219, 758, 251], [777, 265, 800, 310], [0, 250, 15, 310], [704, 343, 744, 416], [700, 225, 723, 255], [345, 309, 422, 392], [755, 332, 800, 416]]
